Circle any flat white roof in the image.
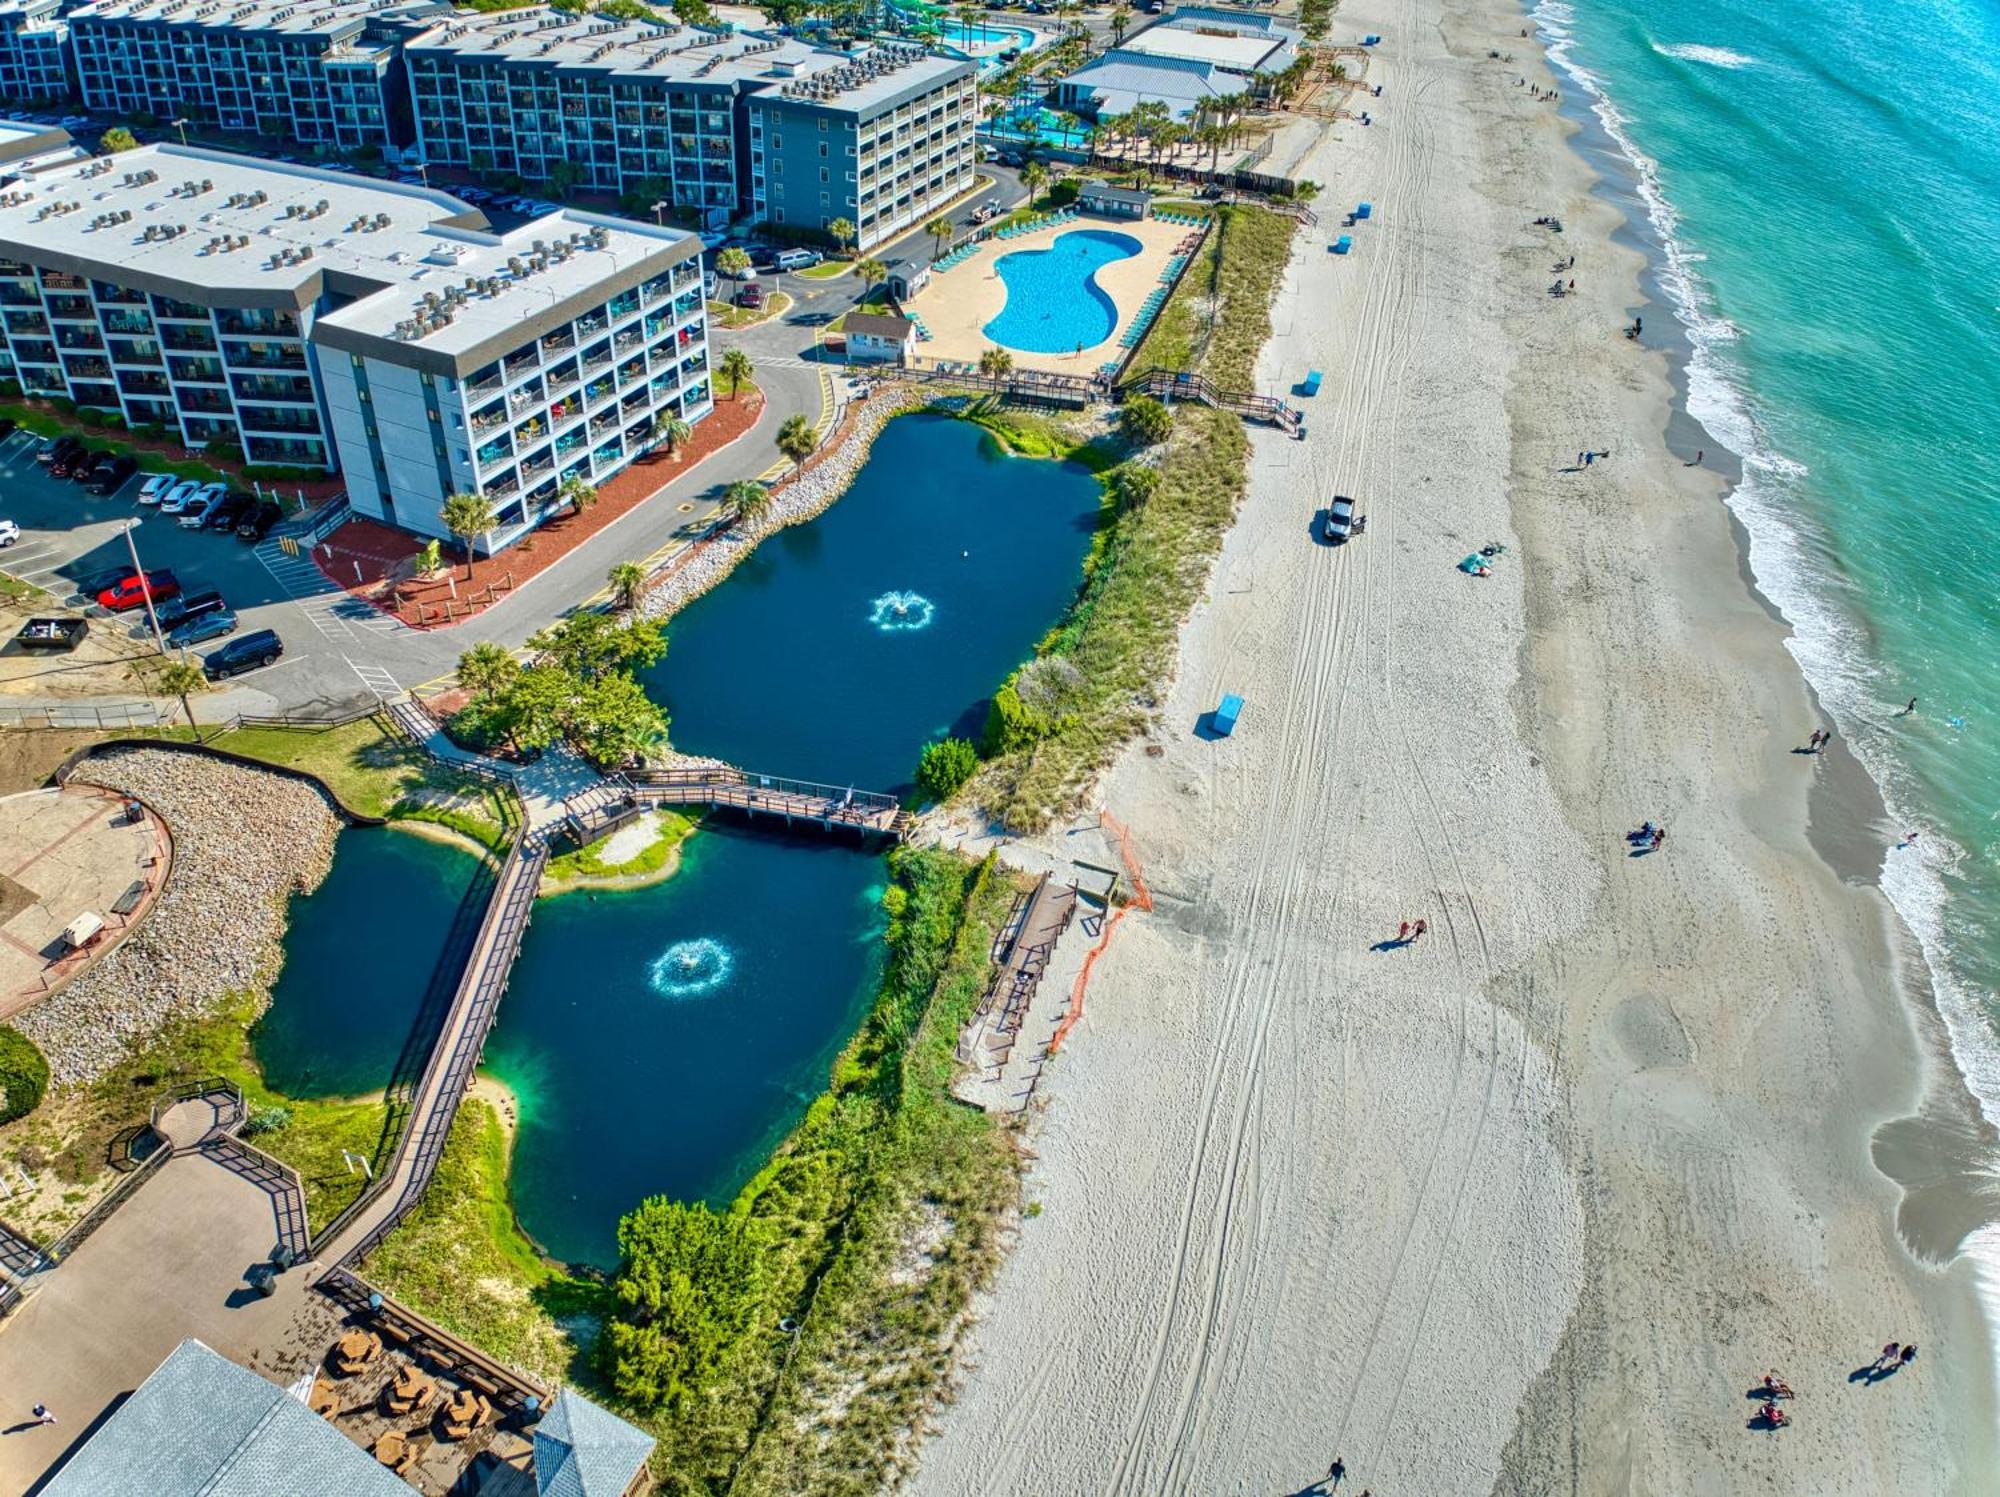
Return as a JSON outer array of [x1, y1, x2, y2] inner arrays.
[[0, 143, 698, 371], [68, 0, 445, 39], [1120, 24, 1290, 70]]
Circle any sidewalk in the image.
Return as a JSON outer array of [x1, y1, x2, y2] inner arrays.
[[312, 391, 767, 629]]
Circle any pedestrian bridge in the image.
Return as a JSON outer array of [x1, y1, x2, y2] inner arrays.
[[562, 766, 909, 846]]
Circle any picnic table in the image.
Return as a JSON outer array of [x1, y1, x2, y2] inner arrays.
[[438, 1387, 493, 1440], [386, 1364, 435, 1416], [334, 1329, 382, 1376]]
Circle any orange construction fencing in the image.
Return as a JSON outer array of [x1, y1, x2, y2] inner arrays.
[[1049, 810, 1151, 1054]]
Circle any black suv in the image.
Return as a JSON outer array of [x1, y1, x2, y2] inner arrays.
[[201, 628, 283, 680], [85, 454, 137, 496], [234, 501, 283, 542], [203, 491, 256, 531]]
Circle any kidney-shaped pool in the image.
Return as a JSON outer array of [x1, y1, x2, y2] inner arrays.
[[982, 228, 1142, 354]]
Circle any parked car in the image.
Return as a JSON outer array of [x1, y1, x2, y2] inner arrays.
[[201, 628, 282, 680], [971, 198, 1000, 224], [151, 587, 226, 633], [234, 500, 283, 541], [775, 246, 821, 271], [96, 569, 180, 611], [63, 448, 107, 483], [997, 150, 1023, 167], [158, 479, 207, 515], [736, 280, 764, 309], [48, 441, 93, 478], [748, 243, 781, 269], [0, 519, 18, 547], [86, 454, 137, 495], [136, 473, 176, 504], [165, 607, 237, 649], [1324, 494, 1356, 543], [35, 435, 79, 468], [178, 488, 228, 528], [203, 491, 256, 531]]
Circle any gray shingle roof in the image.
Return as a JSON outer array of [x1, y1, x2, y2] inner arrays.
[[533, 1389, 655, 1497], [42, 1339, 409, 1497]]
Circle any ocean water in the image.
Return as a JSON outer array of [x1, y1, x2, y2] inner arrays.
[[1534, 0, 2000, 1294]]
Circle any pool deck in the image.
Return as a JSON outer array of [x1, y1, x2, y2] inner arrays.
[[902, 212, 1199, 376]]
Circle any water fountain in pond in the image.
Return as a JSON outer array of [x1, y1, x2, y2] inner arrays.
[[647, 937, 735, 999], [867, 590, 936, 633]]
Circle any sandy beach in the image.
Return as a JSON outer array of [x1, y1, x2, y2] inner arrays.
[[911, 0, 1997, 1490]]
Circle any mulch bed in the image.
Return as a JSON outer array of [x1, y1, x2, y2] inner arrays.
[[309, 391, 768, 628]]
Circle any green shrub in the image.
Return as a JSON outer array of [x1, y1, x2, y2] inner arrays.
[[981, 679, 1054, 756], [445, 697, 513, 753], [916, 736, 978, 801], [0, 1027, 50, 1123], [1120, 394, 1173, 446], [242, 1104, 292, 1136]]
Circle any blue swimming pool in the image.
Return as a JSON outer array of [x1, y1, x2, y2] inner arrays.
[[983, 229, 1143, 354]]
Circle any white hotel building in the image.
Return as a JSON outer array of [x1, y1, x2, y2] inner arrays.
[[0, 142, 711, 551]]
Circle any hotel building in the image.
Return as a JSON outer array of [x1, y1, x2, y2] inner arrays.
[[0, 0, 71, 105], [0, 142, 711, 551], [66, 0, 447, 155]]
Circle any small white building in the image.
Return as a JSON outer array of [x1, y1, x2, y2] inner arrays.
[[1077, 182, 1153, 220], [843, 312, 917, 363]]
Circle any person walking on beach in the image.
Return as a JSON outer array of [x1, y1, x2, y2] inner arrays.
[[1899, 697, 1918, 716], [1327, 1455, 1346, 1486], [1874, 1341, 1901, 1372], [1651, 826, 1666, 851], [1900, 1343, 1918, 1367], [1411, 918, 1428, 943], [1396, 922, 1410, 944], [31, 1404, 53, 1426]]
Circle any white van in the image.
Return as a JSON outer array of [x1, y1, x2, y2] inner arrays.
[[775, 247, 822, 271]]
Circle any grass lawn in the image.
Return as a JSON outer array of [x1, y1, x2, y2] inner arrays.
[[156, 716, 516, 855], [0, 995, 395, 1239], [364, 1093, 598, 1384], [795, 259, 853, 281], [707, 293, 792, 331], [543, 808, 695, 886], [0, 570, 52, 606]]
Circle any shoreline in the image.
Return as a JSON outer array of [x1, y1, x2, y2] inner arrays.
[[1532, 0, 2000, 1426], [911, 0, 1994, 1488]]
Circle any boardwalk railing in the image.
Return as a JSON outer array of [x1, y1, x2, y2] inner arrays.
[[1116, 366, 1299, 427], [604, 765, 905, 840], [314, 831, 549, 1268]]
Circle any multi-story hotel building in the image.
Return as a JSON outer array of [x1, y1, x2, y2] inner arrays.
[[0, 0, 71, 105], [0, 142, 711, 551], [746, 42, 975, 250], [66, 0, 446, 156], [406, 10, 975, 247]]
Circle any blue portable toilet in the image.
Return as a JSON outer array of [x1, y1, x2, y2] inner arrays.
[[1363, 33, 1381, 44], [1302, 369, 1323, 395], [1356, 201, 1373, 220], [1213, 694, 1243, 736], [1332, 235, 1353, 255]]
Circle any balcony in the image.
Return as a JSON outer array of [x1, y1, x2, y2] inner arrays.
[[45, 296, 94, 321], [102, 311, 152, 336], [223, 341, 308, 371], [507, 382, 544, 415], [231, 374, 314, 404], [215, 310, 299, 338], [63, 357, 112, 380], [539, 328, 575, 357], [238, 406, 322, 435], [477, 439, 514, 474], [502, 346, 539, 380], [55, 330, 104, 351], [161, 327, 218, 352], [3, 312, 47, 336], [176, 389, 233, 416], [168, 357, 227, 385], [470, 401, 507, 433], [116, 372, 171, 397], [519, 449, 554, 484]]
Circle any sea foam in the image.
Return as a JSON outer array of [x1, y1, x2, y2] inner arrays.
[[1652, 41, 1760, 69]]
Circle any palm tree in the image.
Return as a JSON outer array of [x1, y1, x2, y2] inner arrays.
[[440, 491, 498, 577], [719, 347, 754, 399], [827, 216, 856, 256], [1109, 5, 1128, 44], [979, 346, 1013, 378], [854, 254, 888, 302], [723, 478, 772, 528], [652, 410, 691, 455], [558, 473, 598, 516], [607, 561, 648, 612], [716, 246, 752, 280], [1021, 160, 1049, 206], [458, 639, 519, 699], [923, 215, 954, 259], [776, 413, 818, 471]]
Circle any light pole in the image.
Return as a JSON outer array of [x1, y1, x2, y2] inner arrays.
[[170, 117, 189, 147], [122, 519, 166, 656], [651, 199, 669, 227]]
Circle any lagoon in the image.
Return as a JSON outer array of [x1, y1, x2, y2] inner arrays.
[[255, 827, 488, 1099], [485, 825, 885, 1266], [641, 412, 1103, 791]]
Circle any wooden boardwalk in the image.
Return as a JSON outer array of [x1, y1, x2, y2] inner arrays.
[[564, 766, 908, 846]]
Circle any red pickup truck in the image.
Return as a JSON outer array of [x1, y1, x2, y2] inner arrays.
[[97, 570, 180, 612]]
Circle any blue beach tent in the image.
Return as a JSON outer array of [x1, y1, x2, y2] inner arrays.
[[1213, 694, 1243, 736], [1356, 201, 1373, 220], [1332, 236, 1353, 255]]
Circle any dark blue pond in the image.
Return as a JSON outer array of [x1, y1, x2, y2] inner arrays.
[[641, 412, 1103, 791]]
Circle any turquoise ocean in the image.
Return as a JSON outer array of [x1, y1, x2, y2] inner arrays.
[[1535, 0, 2000, 1313]]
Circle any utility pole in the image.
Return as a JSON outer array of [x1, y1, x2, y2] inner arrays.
[[123, 519, 166, 655]]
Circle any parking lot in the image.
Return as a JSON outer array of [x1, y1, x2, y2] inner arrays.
[[0, 428, 410, 716]]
